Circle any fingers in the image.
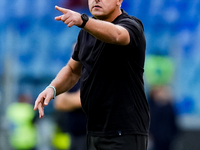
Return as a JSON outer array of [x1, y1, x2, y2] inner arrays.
[[34, 89, 54, 118], [55, 14, 68, 22], [55, 5, 68, 14], [34, 96, 42, 111], [38, 103, 44, 118], [34, 97, 50, 118], [55, 15, 62, 21], [67, 21, 75, 28], [34, 95, 51, 110], [55, 15, 74, 27], [55, 5, 68, 21], [34, 96, 45, 118], [55, 6, 81, 28], [43, 93, 52, 106]]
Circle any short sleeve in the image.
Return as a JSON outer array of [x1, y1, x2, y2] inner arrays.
[[72, 42, 80, 61], [117, 17, 145, 47], [72, 30, 84, 61]]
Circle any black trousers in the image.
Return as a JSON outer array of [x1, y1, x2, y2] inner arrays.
[[87, 134, 148, 150]]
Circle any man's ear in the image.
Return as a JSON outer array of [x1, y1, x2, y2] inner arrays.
[[117, 0, 123, 7]]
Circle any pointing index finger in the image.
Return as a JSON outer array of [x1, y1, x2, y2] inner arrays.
[[55, 5, 68, 14]]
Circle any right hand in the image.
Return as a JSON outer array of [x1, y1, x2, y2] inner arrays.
[[54, 5, 83, 27], [34, 87, 55, 118]]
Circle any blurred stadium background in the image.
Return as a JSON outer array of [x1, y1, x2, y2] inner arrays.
[[0, 0, 200, 150]]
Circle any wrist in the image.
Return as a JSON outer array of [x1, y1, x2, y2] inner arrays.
[[46, 85, 56, 99], [78, 13, 89, 28]]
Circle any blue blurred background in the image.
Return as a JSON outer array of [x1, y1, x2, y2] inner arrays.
[[1, 0, 200, 150]]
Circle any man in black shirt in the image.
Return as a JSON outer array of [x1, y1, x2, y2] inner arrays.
[[34, 0, 150, 149]]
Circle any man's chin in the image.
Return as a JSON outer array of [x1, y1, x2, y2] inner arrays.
[[92, 13, 106, 20]]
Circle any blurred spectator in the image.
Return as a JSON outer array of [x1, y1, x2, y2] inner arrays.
[[145, 55, 174, 86], [6, 93, 37, 150], [148, 85, 178, 150], [53, 81, 87, 150]]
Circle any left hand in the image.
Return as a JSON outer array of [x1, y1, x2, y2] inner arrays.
[[34, 87, 55, 118], [55, 5, 83, 27]]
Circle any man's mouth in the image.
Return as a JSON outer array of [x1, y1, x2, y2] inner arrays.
[[93, 5, 102, 8]]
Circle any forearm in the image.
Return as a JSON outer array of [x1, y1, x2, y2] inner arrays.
[[49, 59, 81, 96], [34, 58, 81, 118], [49, 67, 78, 95], [84, 18, 130, 45], [54, 6, 129, 45]]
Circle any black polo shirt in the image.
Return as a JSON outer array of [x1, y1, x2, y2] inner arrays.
[[72, 10, 150, 137]]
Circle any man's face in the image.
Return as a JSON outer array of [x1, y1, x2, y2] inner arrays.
[[88, 0, 122, 20]]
